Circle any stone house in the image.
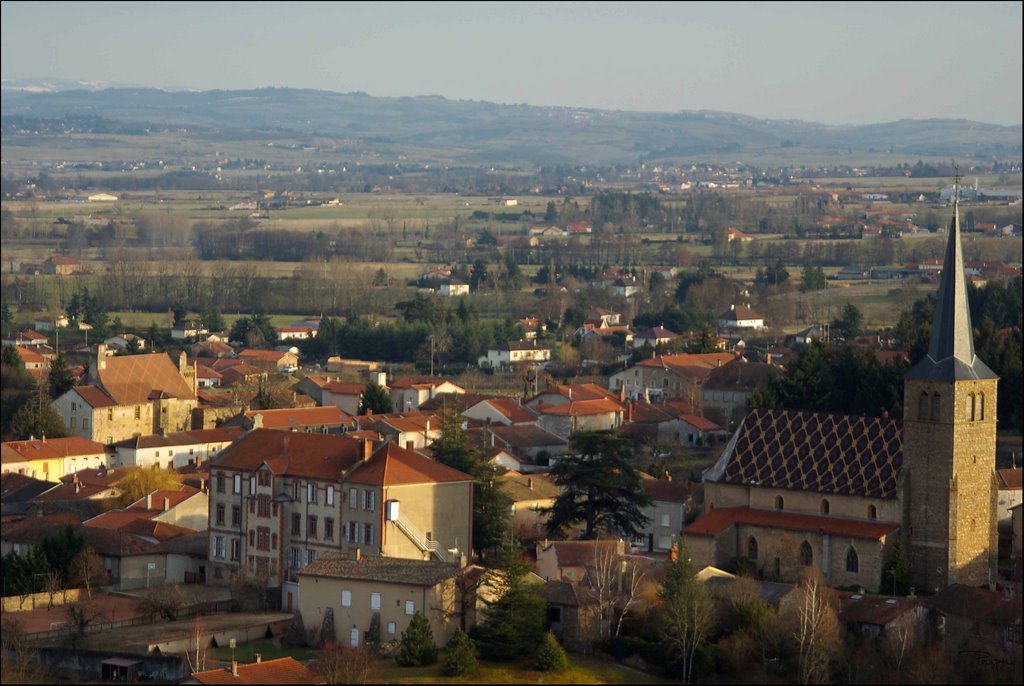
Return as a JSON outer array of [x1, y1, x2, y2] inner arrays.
[[298, 552, 480, 648], [388, 378, 465, 413], [501, 471, 559, 539], [52, 345, 198, 444], [535, 399, 624, 439], [1, 436, 110, 481], [609, 352, 737, 404]]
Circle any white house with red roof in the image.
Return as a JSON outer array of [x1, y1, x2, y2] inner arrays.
[[388, 378, 464, 413]]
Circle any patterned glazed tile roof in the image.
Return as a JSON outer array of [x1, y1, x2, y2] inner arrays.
[[708, 408, 903, 499]]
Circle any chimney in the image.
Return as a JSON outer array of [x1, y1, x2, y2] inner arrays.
[[527, 477, 533, 490], [567, 388, 572, 400], [75, 482, 81, 494], [361, 439, 373, 461], [72, 473, 78, 484], [145, 493, 152, 510], [41, 435, 46, 443], [254, 653, 261, 663], [231, 661, 238, 676], [96, 344, 107, 373], [163, 497, 170, 512], [765, 352, 772, 365]]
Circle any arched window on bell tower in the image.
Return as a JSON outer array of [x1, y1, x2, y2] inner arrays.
[[918, 392, 928, 420], [930, 393, 941, 421], [968, 393, 976, 421], [978, 393, 985, 421]]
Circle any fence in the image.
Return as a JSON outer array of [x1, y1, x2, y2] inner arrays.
[[24, 599, 235, 642]]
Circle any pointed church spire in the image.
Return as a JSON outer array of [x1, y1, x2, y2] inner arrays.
[[906, 173, 997, 381]]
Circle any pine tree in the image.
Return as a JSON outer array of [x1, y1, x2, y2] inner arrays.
[[396, 611, 437, 667], [359, 381, 393, 414], [441, 629, 478, 676], [47, 354, 76, 400], [534, 632, 569, 671]]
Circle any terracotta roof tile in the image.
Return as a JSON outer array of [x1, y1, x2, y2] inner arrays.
[[684, 506, 898, 540], [837, 591, 921, 626], [239, 349, 291, 363], [244, 406, 350, 429], [345, 442, 473, 486], [714, 408, 903, 499], [300, 551, 463, 586], [192, 657, 321, 684], [481, 424, 567, 449], [2, 437, 108, 462], [997, 468, 1022, 490], [500, 471, 560, 500], [97, 352, 195, 404], [536, 398, 624, 416], [641, 477, 694, 503], [211, 429, 363, 480], [74, 385, 118, 408]]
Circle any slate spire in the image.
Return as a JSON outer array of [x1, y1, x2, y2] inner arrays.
[[906, 183, 997, 381]]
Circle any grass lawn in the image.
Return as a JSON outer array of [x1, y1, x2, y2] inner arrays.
[[379, 652, 672, 685], [207, 637, 318, 664]]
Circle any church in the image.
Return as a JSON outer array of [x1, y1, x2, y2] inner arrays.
[[683, 194, 998, 594]]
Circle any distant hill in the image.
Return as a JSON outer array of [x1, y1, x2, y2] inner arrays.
[[1, 86, 1020, 164]]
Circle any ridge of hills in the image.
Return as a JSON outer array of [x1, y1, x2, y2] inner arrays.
[[2, 86, 1020, 165]]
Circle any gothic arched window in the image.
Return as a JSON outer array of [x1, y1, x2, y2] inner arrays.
[[799, 541, 813, 567], [968, 393, 976, 421], [747, 537, 758, 562], [978, 393, 985, 421], [846, 547, 859, 573], [774, 495, 784, 511], [918, 392, 928, 420], [820, 499, 830, 515], [930, 393, 941, 421], [867, 505, 877, 520]]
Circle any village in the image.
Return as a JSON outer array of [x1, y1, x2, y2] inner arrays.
[[1, 190, 1022, 683]]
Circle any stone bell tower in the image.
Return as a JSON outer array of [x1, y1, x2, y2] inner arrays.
[[902, 185, 998, 592]]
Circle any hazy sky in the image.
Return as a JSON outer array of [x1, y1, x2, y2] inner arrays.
[[2, 1, 1021, 126]]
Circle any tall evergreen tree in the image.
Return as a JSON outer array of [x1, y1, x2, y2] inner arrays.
[[545, 431, 651, 539], [359, 381, 393, 415], [47, 355, 76, 399]]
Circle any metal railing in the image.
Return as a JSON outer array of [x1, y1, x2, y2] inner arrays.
[[392, 514, 449, 563]]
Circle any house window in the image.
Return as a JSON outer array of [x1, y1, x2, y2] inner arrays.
[[387, 622, 396, 635], [549, 606, 563, 624], [364, 523, 373, 545], [342, 590, 351, 607], [271, 533, 277, 550], [747, 536, 758, 562], [215, 536, 225, 559], [308, 516, 318, 539], [324, 518, 334, 541], [307, 549, 318, 565], [233, 474, 241, 494], [70, 417, 77, 429], [349, 488, 358, 509], [820, 499, 830, 515], [232, 506, 240, 528], [307, 483, 316, 504], [216, 504, 225, 526], [217, 472, 225, 493], [231, 539, 240, 561], [930, 393, 940, 421], [405, 601, 415, 616], [371, 592, 381, 610], [327, 486, 335, 506], [293, 482, 300, 501], [292, 513, 301, 535], [799, 541, 813, 567], [702, 391, 709, 401], [846, 547, 859, 574], [364, 491, 375, 511], [249, 530, 255, 547], [258, 470, 270, 487], [82, 418, 89, 430], [774, 495, 784, 510], [660, 513, 670, 527], [867, 505, 877, 520]]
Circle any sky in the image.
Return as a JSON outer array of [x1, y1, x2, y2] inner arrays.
[[2, 1, 1021, 126]]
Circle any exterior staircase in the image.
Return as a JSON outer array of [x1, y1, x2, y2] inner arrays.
[[393, 513, 450, 563]]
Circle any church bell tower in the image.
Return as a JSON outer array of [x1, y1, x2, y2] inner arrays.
[[903, 183, 998, 592]]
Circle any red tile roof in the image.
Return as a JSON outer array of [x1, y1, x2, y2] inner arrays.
[[481, 397, 540, 423], [212, 429, 363, 480], [679, 414, 721, 431], [684, 506, 897, 540], [2, 437, 108, 462], [345, 442, 473, 486], [125, 485, 201, 512], [837, 591, 921, 626], [192, 657, 322, 684], [536, 398, 624, 416], [14, 346, 46, 364], [998, 468, 1022, 489], [239, 349, 291, 363], [322, 380, 366, 395], [97, 352, 196, 404], [74, 385, 118, 408], [641, 477, 694, 503], [244, 406, 350, 429]]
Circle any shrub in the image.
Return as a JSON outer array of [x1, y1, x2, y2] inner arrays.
[[534, 632, 568, 671], [441, 629, 478, 676], [396, 611, 437, 667]]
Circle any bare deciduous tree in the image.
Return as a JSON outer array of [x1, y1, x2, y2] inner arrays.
[[184, 618, 209, 673], [70, 547, 106, 599], [312, 642, 379, 685], [781, 567, 840, 685]]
